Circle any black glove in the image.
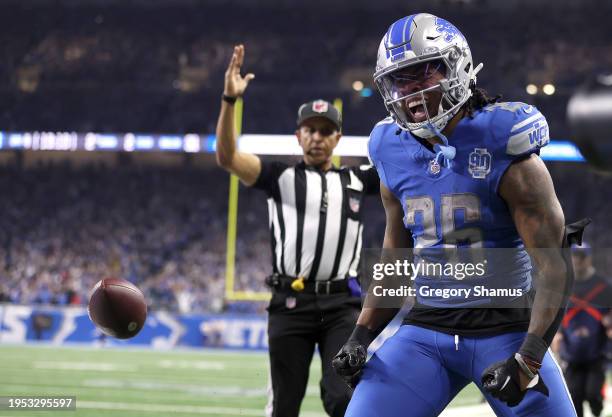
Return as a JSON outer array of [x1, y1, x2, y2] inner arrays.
[[481, 355, 549, 407], [332, 325, 377, 388]]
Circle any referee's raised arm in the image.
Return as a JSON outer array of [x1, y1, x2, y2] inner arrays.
[[215, 44, 261, 186]]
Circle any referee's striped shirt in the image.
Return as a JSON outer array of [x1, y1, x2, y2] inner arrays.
[[252, 160, 379, 282]]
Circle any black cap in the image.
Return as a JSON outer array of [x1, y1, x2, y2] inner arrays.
[[296, 99, 342, 131]]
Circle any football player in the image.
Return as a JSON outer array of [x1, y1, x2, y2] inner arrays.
[[333, 13, 589, 417]]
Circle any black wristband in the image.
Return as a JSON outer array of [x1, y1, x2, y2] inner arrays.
[[222, 94, 238, 104], [518, 333, 548, 364], [350, 324, 379, 349]]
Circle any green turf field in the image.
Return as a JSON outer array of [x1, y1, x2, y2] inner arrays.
[[0, 344, 609, 417]]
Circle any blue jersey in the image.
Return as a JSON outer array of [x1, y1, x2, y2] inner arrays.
[[369, 102, 550, 308]]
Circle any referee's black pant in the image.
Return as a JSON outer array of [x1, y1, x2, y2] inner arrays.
[[267, 291, 360, 417], [564, 359, 606, 417]]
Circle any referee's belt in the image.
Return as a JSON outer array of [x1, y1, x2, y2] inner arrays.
[[265, 275, 349, 295]]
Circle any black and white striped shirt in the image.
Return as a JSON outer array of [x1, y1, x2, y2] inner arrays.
[[253, 160, 379, 282]]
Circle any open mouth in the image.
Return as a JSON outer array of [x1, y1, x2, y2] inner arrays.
[[310, 148, 324, 155], [407, 98, 429, 122]]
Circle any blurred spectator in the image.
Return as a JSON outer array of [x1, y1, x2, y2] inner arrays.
[[554, 243, 612, 417], [0, 283, 10, 302], [0, 0, 609, 136]]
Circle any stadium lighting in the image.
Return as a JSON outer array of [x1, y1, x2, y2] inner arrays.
[[543, 83, 556, 95], [0, 130, 585, 162], [597, 73, 612, 86], [352, 81, 364, 91], [526, 84, 538, 95]]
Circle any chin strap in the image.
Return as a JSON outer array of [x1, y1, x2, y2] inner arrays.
[[423, 63, 485, 170], [416, 85, 456, 170], [427, 122, 456, 169]]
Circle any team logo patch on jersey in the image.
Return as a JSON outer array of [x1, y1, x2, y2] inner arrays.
[[312, 100, 329, 113], [468, 148, 492, 179]]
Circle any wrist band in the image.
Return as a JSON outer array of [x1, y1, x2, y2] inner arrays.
[[522, 356, 542, 369], [515, 353, 538, 380], [222, 94, 238, 104], [350, 325, 379, 349], [518, 333, 548, 364]]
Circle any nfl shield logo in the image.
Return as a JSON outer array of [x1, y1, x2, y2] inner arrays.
[[285, 296, 297, 309], [429, 159, 441, 176], [312, 100, 329, 113], [349, 196, 360, 213]]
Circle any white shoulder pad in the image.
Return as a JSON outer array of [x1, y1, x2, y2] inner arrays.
[[506, 111, 550, 156]]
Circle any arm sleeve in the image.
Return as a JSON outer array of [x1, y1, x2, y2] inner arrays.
[[251, 160, 289, 193]]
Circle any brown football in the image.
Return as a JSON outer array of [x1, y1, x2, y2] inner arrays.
[[88, 278, 147, 339]]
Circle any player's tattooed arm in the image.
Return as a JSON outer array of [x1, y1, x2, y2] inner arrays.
[[480, 153, 567, 397], [215, 44, 261, 186], [499, 153, 566, 350]]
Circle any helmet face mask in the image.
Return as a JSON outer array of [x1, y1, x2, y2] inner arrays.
[[374, 14, 483, 138], [380, 58, 448, 129]]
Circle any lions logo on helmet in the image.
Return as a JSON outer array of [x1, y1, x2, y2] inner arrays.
[[374, 13, 483, 138]]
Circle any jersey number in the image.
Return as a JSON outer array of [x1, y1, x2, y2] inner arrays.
[[405, 193, 483, 248]]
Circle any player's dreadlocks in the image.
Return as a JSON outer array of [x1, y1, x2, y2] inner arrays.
[[464, 83, 502, 118]]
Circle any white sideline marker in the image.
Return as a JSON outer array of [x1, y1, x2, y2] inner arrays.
[[32, 361, 138, 372]]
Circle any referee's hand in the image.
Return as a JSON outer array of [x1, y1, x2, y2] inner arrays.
[[224, 44, 255, 98], [332, 340, 367, 388]]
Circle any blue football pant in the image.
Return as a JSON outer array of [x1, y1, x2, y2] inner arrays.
[[346, 325, 577, 417]]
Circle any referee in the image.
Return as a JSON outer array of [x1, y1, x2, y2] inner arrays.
[[215, 44, 379, 417]]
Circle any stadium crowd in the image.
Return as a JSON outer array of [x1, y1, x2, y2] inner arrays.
[[0, 161, 383, 313], [0, 163, 228, 312], [0, 160, 609, 314], [0, 0, 610, 137]]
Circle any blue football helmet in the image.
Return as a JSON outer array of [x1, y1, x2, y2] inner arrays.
[[374, 13, 483, 138]]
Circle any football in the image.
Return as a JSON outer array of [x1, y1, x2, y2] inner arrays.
[[88, 278, 147, 339]]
